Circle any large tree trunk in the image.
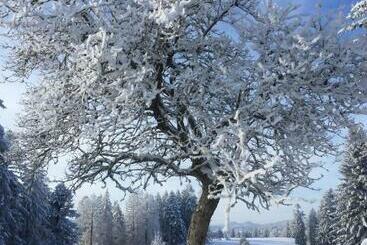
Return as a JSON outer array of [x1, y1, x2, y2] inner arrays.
[[187, 183, 220, 245]]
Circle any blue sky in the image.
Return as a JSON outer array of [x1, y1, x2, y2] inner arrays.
[[0, 0, 364, 225]]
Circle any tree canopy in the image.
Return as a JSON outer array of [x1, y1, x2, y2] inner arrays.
[[0, 1, 366, 244]]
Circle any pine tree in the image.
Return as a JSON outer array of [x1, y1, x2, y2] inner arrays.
[[0, 124, 9, 153], [292, 204, 306, 245], [264, 229, 270, 238], [308, 208, 318, 245], [125, 193, 145, 245], [112, 202, 126, 245], [77, 196, 95, 245], [253, 228, 259, 238], [92, 194, 105, 245], [0, 120, 53, 245], [0, 164, 26, 245], [318, 189, 337, 245], [285, 221, 292, 237], [336, 127, 367, 245], [334, 187, 348, 245], [162, 192, 185, 245], [21, 169, 51, 245], [159, 192, 169, 243], [180, 185, 197, 237], [98, 191, 113, 245], [48, 183, 78, 245], [143, 194, 160, 245], [0, 128, 26, 245]]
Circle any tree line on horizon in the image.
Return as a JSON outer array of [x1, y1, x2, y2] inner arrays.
[[77, 185, 197, 245], [1, 117, 198, 245]]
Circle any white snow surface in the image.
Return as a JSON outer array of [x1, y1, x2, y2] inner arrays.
[[362, 239, 367, 245], [209, 237, 295, 245]]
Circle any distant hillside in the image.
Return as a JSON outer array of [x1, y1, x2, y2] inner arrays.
[[211, 220, 289, 230]]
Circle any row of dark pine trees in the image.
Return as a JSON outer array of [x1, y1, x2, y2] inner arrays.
[[76, 185, 197, 245], [291, 126, 367, 245]]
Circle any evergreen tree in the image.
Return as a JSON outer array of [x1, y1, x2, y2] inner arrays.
[[125, 193, 145, 245], [0, 126, 26, 245], [0, 119, 54, 245], [264, 229, 270, 238], [143, 194, 160, 245], [253, 228, 259, 238], [336, 127, 367, 245], [92, 194, 105, 245], [48, 183, 78, 245], [162, 192, 185, 245], [334, 187, 348, 245], [159, 192, 169, 243], [318, 189, 337, 245], [77, 196, 95, 245], [308, 208, 318, 245], [285, 221, 292, 237], [112, 201, 126, 245], [0, 124, 9, 153], [98, 191, 113, 245], [21, 169, 51, 245], [292, 204, 306, 245], [180, 185, 197, 237], [230, 228, 235, 238]]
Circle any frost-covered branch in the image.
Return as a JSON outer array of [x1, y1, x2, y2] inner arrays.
[[1, 0, 366, 211]]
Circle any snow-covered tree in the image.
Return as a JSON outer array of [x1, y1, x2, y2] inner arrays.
[[308, 208, 318, 245], [112, 201, 126, 245], [20, 169, 51, 245], [143, 194, 161, 245], [334, 187, 348, 245], [285, 222, 292, 238], [335, 127, 367, 245], [253, 228, 260, 238], [90, 194, 106, 245], [77, 195, 97, 245], [162, 192, 186, 245], [125, 193, 145, 245], [158, 192, 169, 243], [48, 183, 78, 245], [0, 125, 8, 154], [1, 107, 52, 245], [292, 204, 306, 245], [1, 1, 366, 243], [318, 189, 337, 245], [180, 185, 197, 237], [97, 191, 114, 245], [0, 124, 26, 245]]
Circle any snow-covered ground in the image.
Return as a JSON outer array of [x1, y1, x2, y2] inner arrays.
[[209, 237, 295, 245]]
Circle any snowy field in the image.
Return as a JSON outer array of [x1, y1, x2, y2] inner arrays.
[[209, 238, 295, 245]]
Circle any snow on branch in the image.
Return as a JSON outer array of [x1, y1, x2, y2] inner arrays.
[[1, 0, 366, 210]]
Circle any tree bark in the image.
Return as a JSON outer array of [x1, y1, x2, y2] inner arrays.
[[187, 183, 220, 245]]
